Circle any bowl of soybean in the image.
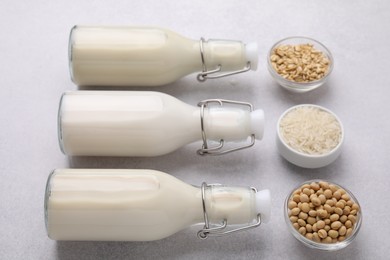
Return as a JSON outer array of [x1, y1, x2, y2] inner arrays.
[[285, 180, 362, 251], [268, 36, 333, 93]]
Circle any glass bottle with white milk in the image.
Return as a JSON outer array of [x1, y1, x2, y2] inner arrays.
[[58, 91, 264, 156], [69, 26, 258, 86], [45, 169, 271, 241]]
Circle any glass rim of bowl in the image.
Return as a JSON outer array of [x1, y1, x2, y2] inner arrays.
[[284, 179, 362, 251]]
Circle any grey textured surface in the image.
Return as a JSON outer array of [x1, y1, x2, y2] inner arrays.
[[1, 0, 389, 259]]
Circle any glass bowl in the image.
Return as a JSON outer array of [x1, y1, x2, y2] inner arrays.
[[284, 180, 362, 251], [267, 36, 333, 93], [276, 104, 344, 168]]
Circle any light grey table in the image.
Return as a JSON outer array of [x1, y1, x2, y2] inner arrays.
[[1, 0, 389, 259]]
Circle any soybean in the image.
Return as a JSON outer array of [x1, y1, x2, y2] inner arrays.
[[307, 217, 316, 225], [318, 229, 327, 238], [324, 189, 333, 199], [311, 197, 321, 207], [298, 219, 306, 227], [328, 230, 339, 239], [318, 194, 326, 204], [309, 210, 317, 217], [352, 203, 360, 211], [300, 194, 310, 203], [301, 202, 310, 213], [323, 237, 332, 243], [331, 221, 342, 230], [334, 207, 343, 216], [299, 212, 308, 220], [291, 207, 300, 216], [288, 201, 297, 209], [316, 220, 325, 229], [313, 232, 321, 242], [339, 226, 347, 236]]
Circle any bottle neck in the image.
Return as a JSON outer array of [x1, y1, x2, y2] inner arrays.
[[202, 39, 248, 72], [202, 106, 254, 142], [188, 39, 256, 74], [201, 185, 257, 225]]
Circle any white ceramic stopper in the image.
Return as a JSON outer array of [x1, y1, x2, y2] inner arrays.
[[250, 109, 265, 140], [245, 42, 259, 71], [255, 189, 271, 223]]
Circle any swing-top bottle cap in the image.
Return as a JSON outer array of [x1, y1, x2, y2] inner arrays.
[[255, 189, 271, 223], [197, 99, 264, 155], [250, 109, 265, 140], [245, 42, 259, 71]]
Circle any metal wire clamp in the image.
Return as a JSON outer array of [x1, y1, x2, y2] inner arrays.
[[197, 183, 262, 239], [197, 99, 256, 156], [197, 37, 252, 82]]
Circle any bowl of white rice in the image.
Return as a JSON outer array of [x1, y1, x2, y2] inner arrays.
[[276, 104, 344, 168]]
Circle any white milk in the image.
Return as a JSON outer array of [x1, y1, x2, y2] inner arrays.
[[58, 91, 264, 156], [45, 169, 271, 241], [69, 26, 258, 86]]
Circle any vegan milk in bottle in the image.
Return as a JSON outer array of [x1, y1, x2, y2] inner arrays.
[[45, 169, 271, 241], [69, 26, 258, 86], [58, 91, 264, 156]]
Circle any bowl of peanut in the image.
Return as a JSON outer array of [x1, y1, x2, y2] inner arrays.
[[285, 180, 362, 251], [268, 37, 333, 93]]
